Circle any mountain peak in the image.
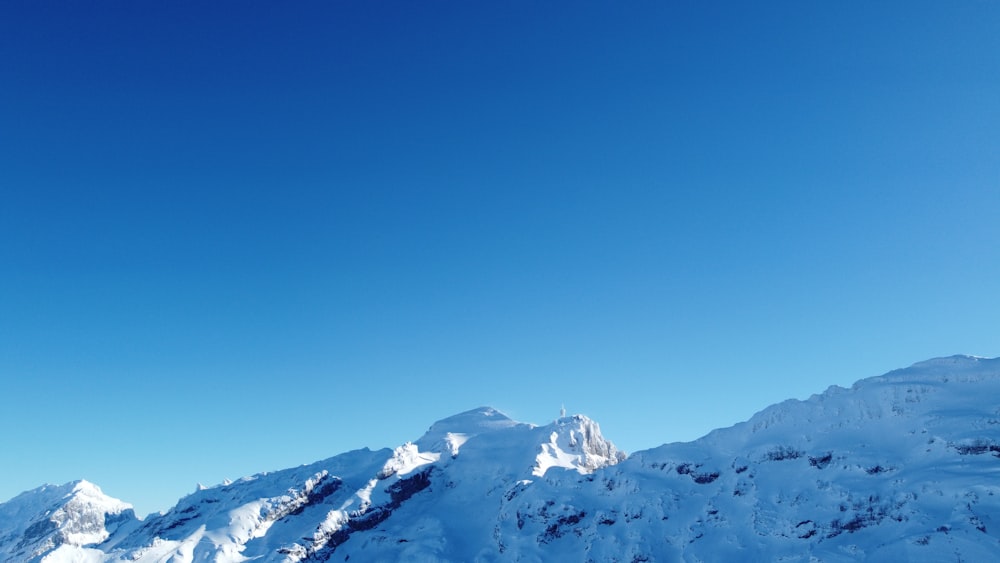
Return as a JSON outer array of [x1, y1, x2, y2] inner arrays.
[[415, 406, 521, 455], [854, 355, 1000, 388], [0, 480, 136, 562], [69, 479, 103, 495], [424, 406, 515, 431], [5, 356, 1000, 561], [533, 412, 626, 477]]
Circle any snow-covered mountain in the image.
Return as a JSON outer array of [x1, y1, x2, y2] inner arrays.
[[0, 481, 136, 562], [3, 355, 1000, 562]]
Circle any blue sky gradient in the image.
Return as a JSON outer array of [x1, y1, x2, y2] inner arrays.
[[2, 1, 999, 516]]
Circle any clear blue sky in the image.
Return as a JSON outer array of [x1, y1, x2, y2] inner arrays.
[[2, 1, 998, 517]]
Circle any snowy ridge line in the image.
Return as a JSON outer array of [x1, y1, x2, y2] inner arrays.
[[3, 355, 1000, 562]]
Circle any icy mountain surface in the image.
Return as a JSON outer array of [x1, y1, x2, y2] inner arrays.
[[4, 355, 1000, 562], [0, 480, 137, 562]]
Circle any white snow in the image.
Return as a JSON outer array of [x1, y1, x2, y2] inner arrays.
[[377, 443, 441, 479], [4, 356, 1000, 562], [532, 415, 625, 477], [0, 480, 136, 562]]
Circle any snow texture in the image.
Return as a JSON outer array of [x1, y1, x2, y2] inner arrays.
[[3, 356, 1000, 562]]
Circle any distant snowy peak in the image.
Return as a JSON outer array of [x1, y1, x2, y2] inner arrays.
[[696, 355, 1000, 449], [533, 414, 626, 476], [7, 355, 1000, 562], [413, 407, 626, 476], [414, 406, 522, 455], [863, 354, 1000, 385], [0, 480, 136, 562]]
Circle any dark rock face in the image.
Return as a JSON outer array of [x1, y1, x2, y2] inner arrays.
[[311, 467, 435, 560], [16, 519, 59, 551]]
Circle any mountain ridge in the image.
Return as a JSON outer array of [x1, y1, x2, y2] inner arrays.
[[4, 355, 1000, 562]]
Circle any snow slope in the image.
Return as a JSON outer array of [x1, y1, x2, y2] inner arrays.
[[3, 355, 1000, 562], [0, 481, 136, 562]]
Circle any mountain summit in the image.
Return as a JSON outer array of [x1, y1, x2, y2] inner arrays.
[[3, 355, 1000, 562], [0, 480, 135, 562]]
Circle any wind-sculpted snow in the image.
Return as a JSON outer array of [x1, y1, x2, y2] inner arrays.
[[4, 356, 1000, 562]]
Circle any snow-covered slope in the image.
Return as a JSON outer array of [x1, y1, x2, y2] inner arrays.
[[0, 480, 137, 562], [4, 355, 1000, 562]]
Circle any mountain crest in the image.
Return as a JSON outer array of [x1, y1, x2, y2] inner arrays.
[[5, 356, 1000, 562], [0, 480, 136, 562], [414, 406, 521, 456], [533, 414, 626, 477]]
